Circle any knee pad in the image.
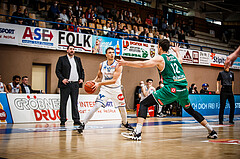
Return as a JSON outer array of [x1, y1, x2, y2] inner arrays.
[[184, 106, 205, 123]]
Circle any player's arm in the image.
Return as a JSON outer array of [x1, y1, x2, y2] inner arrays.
[[141, 86, 148, 97], [3, 84, 9, 93], [171, 43, 183, 64], [117, 55, 163, 68], [216, 81, 220, 94], [92, 63, 103, 82], [225, 46, 240, 67], [6, 84, 12, 93]]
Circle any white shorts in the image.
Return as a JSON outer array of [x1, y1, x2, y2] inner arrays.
[[96, 86, 126, 108]]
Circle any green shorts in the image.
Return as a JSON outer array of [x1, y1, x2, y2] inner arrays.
[[152, 84, 190, 108]]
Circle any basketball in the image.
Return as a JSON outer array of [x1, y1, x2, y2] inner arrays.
[[84, 81, 95, 94]]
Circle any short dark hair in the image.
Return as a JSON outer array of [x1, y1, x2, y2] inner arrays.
[[158, 39, 170, 52], [13, 75, 21, 81], [146, 79, 153, 83], [22, 76, 28, 80], [106, 47, 114, 54], [191, 83, 195, 88], [67, 44, 75, 50]]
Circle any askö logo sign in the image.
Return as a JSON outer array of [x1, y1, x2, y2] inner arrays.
[[14, 95, 60, 121]]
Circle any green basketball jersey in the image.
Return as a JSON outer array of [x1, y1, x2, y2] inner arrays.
[[159, 54, 188, 87]]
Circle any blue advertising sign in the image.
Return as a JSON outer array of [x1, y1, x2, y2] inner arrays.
[[182, 95, 240, 117], [0, 93, 13, 123], [92, 35, 122, 56], [232, 57, 240, 69]]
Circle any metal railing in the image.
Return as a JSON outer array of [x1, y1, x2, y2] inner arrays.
[[0, 14, 232, 54]]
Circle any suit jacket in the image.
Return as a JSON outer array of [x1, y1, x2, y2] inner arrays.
[[55, 55, 85, 88], [20, 83, 41, 93]]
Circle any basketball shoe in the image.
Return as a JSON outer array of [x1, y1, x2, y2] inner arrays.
[[207, 130, 218, 139], [77, 122, 85, 133], [121, 131, 142, 141], [122, 122, 134, 131]]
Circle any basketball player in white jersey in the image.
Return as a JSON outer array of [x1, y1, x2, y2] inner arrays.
[[77, 47, 133, 133], [0, 74, 8, 93], [7, 75, 22, 93]]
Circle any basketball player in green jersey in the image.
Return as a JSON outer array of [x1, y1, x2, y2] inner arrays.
[[117, 39, 218, 140]]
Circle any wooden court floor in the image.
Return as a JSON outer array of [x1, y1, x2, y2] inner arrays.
[[0, 115, 240, 159]]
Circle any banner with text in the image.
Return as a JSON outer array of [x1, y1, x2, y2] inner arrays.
[[92, 35, 122, 56], [57, 31, 92, 53], [0, 22, 18, 45], [7, 94, 121, 123], [182, 95, 240, 117]]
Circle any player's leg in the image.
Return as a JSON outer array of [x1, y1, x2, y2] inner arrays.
[[179, 90, 218, 139], [77, 91, 107, 133], [219, 92, 227, 124], [227, 93, 235, 124], [121, 94, 158, 140], [112, 91, 134, 131]]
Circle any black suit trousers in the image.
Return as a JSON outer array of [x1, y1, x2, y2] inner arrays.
[[60, 82, 80, 122], [219, 91, 235, 123]]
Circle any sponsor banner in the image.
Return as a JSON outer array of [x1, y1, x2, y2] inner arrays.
[[18, 25, 58, 49], [92, 35, 122, 56], [0, 93, 13, 123], [122, 40, 158, 59], [7, 94, 121, 123], [210, 53, 226, 68], [57, 31, 92, 53], [0, 22, 18, 45], [199, 51, 211, 66], [182, 95, 240, 117]]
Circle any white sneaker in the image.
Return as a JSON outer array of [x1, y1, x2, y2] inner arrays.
[[121, 131, 142, 141]]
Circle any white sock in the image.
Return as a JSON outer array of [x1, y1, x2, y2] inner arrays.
[[118, 106, 127, 124], [135, 123, 143, 134], [204, 123, 213, 133], [83, 102, 101, 124]]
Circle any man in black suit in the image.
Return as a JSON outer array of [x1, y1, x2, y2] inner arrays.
[[20, 76, 43, 94], [55, 44, 85, 126]]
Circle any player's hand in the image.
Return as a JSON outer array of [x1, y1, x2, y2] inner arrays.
[[225, 53, 238, 67], [79, 79, 83, 84], [62, 79, 69, 85], [172, 43, 180, 53], [116, 56, 126, 66], [92, 82, 99, 91]]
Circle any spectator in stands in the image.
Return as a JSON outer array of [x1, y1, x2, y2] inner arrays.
[[73, 2, 83, 19], [68, 17, 77, 32], [93, 7, 98, 20], [145, 14, 153, 29], [20, 76, 43, 94], [182, 21, 187, 33], [152, 15, 158, 26], [0, 74, 9, 93], [131, 26, 139, 41], [53, 18, 65, 30], [135, 13, 142, 26], [113, 10, 121, 22], [7, 75, 22, 93], [67, 11, 74, 23], [139, 28, 151, 43], [161, 19, 168, 33], [111, 5, 117, 18], [96, 2, 104, 20], [115, 24, 122, 38], [120, 9, 125, 23], [104, 9, 112, 21], [169, 22, 176, 37], [200, 83, 209, 94], [178, 29, 189, 48], [107, 26, 116, 38], [121, 26, 129, 39], [103, 22, 111, 36], [86, 8, 93, 23], [11, 7, 23, 24], [189, 83, 198, 94], [76, 19, 84, 32], [175, 22, 181, 34], [164, 32, 171, 41], [124, 12, 130, 24], [48, 1, 60, 21], [22, 9, 32, 26], [81, 14, 87, 26], [140, 79, 156, 102], [127, 8, 133, 18], [60, 9, 69, 23]]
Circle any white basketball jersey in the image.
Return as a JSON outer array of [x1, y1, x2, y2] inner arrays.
[[101, 60, 122, 88], [9, 82, 20, 93], [0, 82, 4, 92]]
